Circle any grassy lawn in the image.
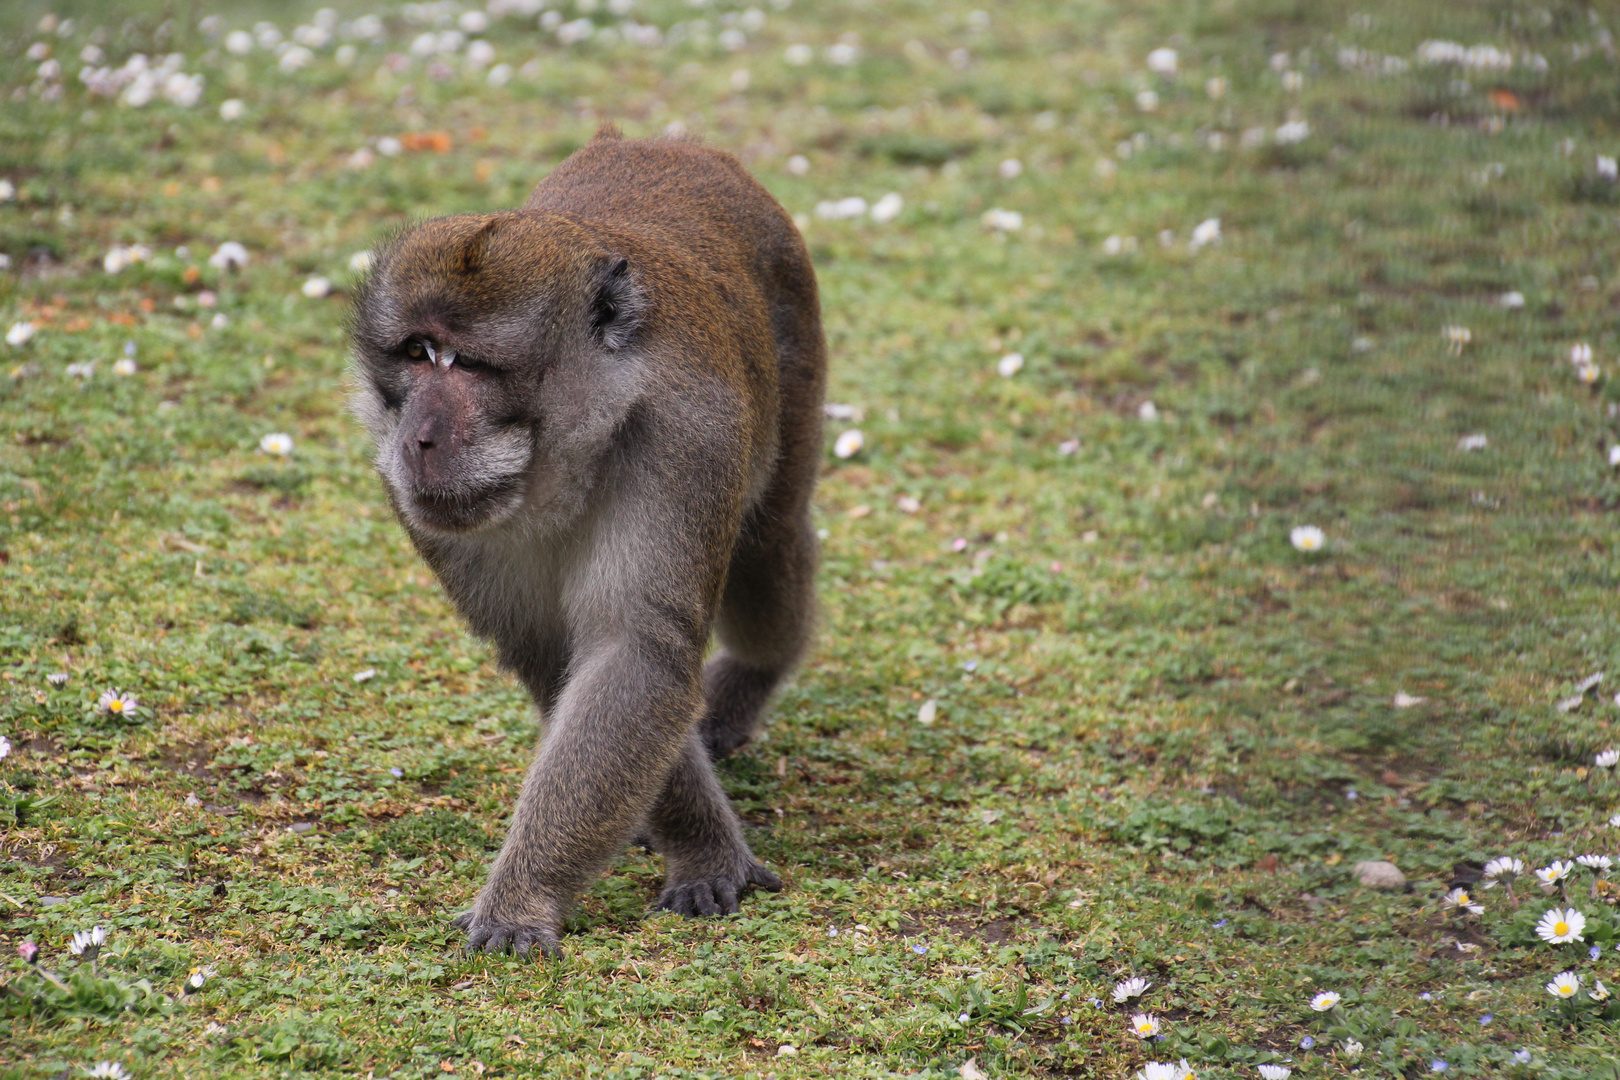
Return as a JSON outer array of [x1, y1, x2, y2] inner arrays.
[[5, 0, 1620, 1076]]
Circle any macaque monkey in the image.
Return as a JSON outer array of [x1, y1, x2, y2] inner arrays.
[[348, 127, 825, 956]]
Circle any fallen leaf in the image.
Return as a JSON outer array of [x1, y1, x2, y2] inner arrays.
[[1488, 88, 1521, 111]]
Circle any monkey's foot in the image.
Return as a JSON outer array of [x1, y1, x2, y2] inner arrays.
[[699, 659, 779, 760], [452, 910, 562, 958], [656, 860, 782, 917]]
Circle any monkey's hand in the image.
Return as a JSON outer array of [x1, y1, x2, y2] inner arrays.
[[451, 909, 563, 958], [656, 858, 782, 918]]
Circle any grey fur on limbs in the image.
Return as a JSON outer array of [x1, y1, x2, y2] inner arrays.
[[348, 130, 826, 956]]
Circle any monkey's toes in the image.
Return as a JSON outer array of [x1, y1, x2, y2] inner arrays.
[[748, 861, 784, 892], [657, 880, 737, 917], [452, 911, 561, 958], [656, 862, 782, 917]]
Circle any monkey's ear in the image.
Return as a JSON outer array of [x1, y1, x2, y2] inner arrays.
[[591, 256, 645, 351]]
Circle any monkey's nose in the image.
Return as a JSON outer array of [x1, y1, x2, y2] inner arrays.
[[413, 420, 439, 453]]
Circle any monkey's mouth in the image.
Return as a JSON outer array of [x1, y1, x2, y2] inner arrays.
[[407, 475, 526, 533]]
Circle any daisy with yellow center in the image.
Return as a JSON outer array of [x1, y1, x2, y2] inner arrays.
[[1131, 1013, 1161, 1039], [1545, 971, 1581, 998], [1442, 887, 1483, 915], [1309, 991, 1342, 1011], [1535, 907, 1586, 944], [97, 690, 138, 717]]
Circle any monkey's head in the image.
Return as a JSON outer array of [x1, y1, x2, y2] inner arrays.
[[347, 213, 646, 535]]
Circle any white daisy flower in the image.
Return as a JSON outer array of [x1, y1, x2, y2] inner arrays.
[[113, 358, 137, 376], [1577, 854, 1613, 873], [1146, 48, 1178, 75], [1598, 750, 1619, 768], [1573, 343, 1595, 366], [1536, 861, 1574, 890], [832, 429, 863, 459], [1442, 887, 1483, 915], [1189, 218, 1221, 250], [997, 352, 1024, 377], [219, 98, 245, 121], [1610, 813, 1620, 827], [1136, 89, 1160, 112], [1130, 1013, 1161, 1039], [1206, 76, 1228, 99], [1592, 979, 1611, 1002], [1443, 325, 1471, 352], [208, 241, 249, 271], [1137, 400, 1159, 422], [6, 321, 37, 347], [981, 208, 1023, 232], [302, 276, 332, 299], [97, 690, 138, 717], [1481, 856, 1523, 886], [1290, 525, 1325, 552], [68, 925, 106, 956], [1457, 433, 1488, 451], [1545, 971, 1581, 998], [1137, 1063, 1193, 1080], [1309, 990, 1342, 1011], [47, 672, 69, 686], [1535, 907, 1586, 944], [869, 193, 903, 223], [88, 1064, 130, 1079], [259, 432, 294, 456], [1258, 1067, 1291, 1080], [1274, 119, 1310, 144], [1113, 976, 1151, 1003], [0, 735, 10, 761], [998, 158, 1023, 180]]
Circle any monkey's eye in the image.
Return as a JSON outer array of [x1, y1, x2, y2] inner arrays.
[[406, 340, 426, 360]]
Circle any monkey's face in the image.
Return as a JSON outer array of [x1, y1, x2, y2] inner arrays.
[[347, 213, 646, 536]]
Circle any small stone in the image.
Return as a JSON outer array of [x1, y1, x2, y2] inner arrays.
[[289, 821, 315, 834], [1353, 860, 1406, 890], [38, 896, 68, 906]]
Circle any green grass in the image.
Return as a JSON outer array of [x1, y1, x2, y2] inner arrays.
[[4, 0, 1620, 1076]]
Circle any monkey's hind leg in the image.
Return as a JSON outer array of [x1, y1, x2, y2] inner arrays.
[[650, 734, 782, 915], [699, 509, 817, 760]]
